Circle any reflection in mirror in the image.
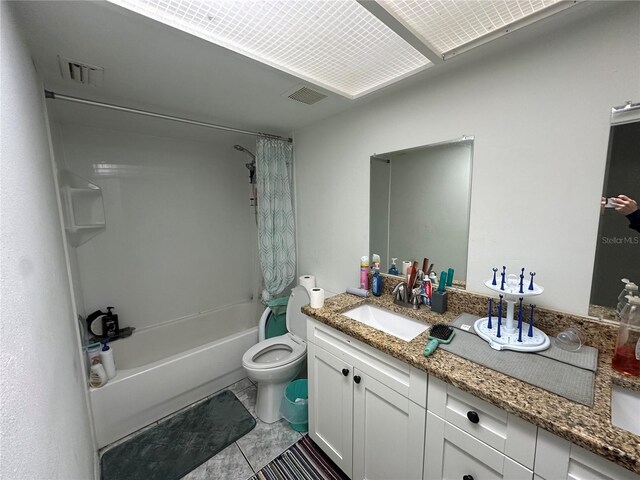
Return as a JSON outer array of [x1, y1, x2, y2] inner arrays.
[[370, 137, 473, 288], [589, 106, 640, 321]]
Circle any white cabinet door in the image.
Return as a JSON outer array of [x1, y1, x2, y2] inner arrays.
[[308, 342, 354, 477], [353, 370, 425, 480], [535, 429, 640, 480], [424, 412, 533, 480]]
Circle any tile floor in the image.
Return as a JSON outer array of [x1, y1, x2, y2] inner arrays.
[[100, 378, 303, 480]]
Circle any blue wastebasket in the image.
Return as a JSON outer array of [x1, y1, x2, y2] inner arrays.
[[280, 379, 308, 432]]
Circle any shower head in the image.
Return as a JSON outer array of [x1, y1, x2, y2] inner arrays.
[[234, 144, 255, 161], [234, 144, 256, 184]]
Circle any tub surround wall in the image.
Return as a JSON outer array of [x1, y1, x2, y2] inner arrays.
[[302, 284, 639, 474], [52, 121, 261, 330], [0, 3, 96, 478], [294, 1, 640, 317]]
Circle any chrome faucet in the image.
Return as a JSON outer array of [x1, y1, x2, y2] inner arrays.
[[392, 282, 422, 309]]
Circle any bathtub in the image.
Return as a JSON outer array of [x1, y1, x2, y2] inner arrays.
[[90, 301, 259, 448]]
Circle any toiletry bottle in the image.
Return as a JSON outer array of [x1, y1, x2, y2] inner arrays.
[[102, 306, 120, 338], [89, 364, 108, 388], [616, 280, 638, 317], [360, 256, 369, 290], [612, 295, 640, 376], [372, 266, 383, 297], [87, 342, 102, 366], [388, 258, 399, 275], [372, 253, 381, 270], [100, 339, 117, 379]]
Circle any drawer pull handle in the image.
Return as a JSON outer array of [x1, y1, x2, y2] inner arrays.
[[354, 375, 361, 384], [467, 411, 480, 424], [463, 476, 474, 480], [342, 368, 349, 376]]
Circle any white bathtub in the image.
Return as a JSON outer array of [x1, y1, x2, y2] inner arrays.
[[90, 301, 259, 448]]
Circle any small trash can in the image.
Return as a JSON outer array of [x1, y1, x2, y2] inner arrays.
[[280, 379, 308, 432]]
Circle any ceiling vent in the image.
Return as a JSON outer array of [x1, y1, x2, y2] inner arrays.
[[58, 56, 104, 86], [284, 86, 327, 105]]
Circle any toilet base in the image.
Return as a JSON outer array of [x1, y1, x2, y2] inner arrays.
[[255, 381, 288, 423]]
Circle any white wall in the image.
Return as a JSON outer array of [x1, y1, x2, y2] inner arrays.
[[294, 2, 640, 315], [0, 3, 96, 479], [54, 122, 260, 331]]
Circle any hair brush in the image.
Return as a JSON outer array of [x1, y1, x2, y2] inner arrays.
[[423, 324, 455, 357]]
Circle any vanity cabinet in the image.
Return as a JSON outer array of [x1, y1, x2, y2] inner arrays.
[[307, 318, 427, 480], [424, 376, 536, 480], [534, 428, 639, 480]]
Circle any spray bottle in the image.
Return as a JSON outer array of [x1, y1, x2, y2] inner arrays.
[[360, 256, 369, 290]]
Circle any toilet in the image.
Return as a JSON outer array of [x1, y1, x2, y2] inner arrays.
[[242, 285, 309, 423]]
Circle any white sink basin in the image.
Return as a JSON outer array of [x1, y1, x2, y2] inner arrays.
[[343, 304, 429, 341], [611, 384, 640, 436]]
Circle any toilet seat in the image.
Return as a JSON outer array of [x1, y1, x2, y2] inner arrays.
[[242, 333, 306, 370]]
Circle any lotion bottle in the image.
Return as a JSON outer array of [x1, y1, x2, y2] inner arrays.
[[100, 339, 117, 379]]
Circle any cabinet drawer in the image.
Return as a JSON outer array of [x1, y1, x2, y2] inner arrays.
[[428, 376, 537, 469], [424, 411, 533, 480], [307, 318, 427, 407]]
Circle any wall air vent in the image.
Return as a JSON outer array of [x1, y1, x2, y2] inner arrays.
[[285, 86, 327, 105], [58, 56, 104, 87]]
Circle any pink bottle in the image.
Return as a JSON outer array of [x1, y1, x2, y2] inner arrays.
[[360, 256, 369, 290]]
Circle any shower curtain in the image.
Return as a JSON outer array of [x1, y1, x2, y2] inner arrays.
[[256, 137, 295, 301]]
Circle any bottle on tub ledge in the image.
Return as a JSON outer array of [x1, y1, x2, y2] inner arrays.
[[100, 338, 117, 380], [87, 342, 108, 388]]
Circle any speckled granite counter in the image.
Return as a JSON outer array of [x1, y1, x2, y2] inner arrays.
[[302, 287, 640, 475]]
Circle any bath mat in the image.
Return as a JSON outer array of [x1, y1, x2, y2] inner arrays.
[[438, 313, 597, 407], [249, 435, 349, 480], [101, 390, 256, 480]]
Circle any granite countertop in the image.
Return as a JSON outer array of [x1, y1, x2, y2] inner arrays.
[[302, 289, 640, 475]]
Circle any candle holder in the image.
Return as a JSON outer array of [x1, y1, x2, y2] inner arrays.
[[474, 271, 549, 352]]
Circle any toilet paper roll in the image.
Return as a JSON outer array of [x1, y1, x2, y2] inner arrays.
[[402, 261, 412, 275], [309, 288, 325, 309], [299, 275, 316, 293]]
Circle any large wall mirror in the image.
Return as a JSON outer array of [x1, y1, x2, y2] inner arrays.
[[370, 137, 473, 288], [589, 105, 640, 320]]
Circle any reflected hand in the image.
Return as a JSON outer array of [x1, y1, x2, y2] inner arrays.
[[610, 195, 639, 215]]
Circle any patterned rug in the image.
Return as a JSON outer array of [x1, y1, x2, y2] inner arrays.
[[101, 390, 256, 480], [250, 435, 349, 480]]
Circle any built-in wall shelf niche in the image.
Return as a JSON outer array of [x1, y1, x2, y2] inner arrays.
[[59, 170, 105, 246]]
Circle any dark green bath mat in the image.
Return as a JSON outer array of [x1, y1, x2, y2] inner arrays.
[[101, 390, 256, 480]]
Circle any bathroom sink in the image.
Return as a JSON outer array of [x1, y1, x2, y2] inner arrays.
[[343, 304, 429, 341], [611, 384, 640, 436]]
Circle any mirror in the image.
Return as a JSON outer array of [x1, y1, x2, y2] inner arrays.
[[589, 108, 640, 320], [370, 137, 473, 288]]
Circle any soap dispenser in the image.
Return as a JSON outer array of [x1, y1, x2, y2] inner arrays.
[[388, 258, 399, 276], [102, 306, 120, 338], [613, 295, 640, 376]]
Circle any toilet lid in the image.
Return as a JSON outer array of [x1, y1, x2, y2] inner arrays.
[[286, 285, 310, 340], [242, 334, 306, 370]]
